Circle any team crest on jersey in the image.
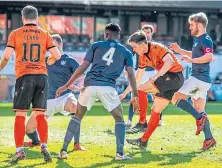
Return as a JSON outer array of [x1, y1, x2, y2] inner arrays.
[[110, 42, 115, 47], [61, 60, 66, 65]]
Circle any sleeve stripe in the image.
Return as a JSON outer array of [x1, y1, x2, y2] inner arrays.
[[138, 66, 146, 69], [47, 46, 55, 50], [161, 52, 169, 60], [6, 45, 15, 49]]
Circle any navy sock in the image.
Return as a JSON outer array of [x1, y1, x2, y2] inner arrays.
[[128, 103, 134, 121], [26, 130, 40, 145], [201, 112, 213, 140], [115, 121, 125, 155], [74, 124, 80, 144], [176, 99, 202, 120], [62, 117, 80, 152]]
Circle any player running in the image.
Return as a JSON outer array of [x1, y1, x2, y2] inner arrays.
[[0, 5, 61, 163], [24, 34, 86, 151], [56, 23, 139, 160], [121, 30, 206, 149], [170, 12, 216, 150]]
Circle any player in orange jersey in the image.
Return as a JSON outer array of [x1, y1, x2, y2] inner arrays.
[[0, 5, 61, 163], [121, 31, 207, 149]]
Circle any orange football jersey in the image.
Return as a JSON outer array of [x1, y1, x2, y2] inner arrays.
[[7, 24, 55, 78], [138, 42, 183, 73]]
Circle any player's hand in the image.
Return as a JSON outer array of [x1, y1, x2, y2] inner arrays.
[[182, 55, 193, 63], [68, 85, 80, 90], [131, 96, 140, 113], [149, 75, 158, 82], [123, 72, 128, 78], [56, 86, 67, 98], [169, 42, 181, 53], [119, 93, 127, 101], [47, 55, 57, 65]]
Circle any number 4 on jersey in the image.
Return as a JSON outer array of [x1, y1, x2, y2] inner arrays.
[[102, 47, 116, 66]]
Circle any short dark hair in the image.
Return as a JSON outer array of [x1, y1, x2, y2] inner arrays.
[[105, 23, 121, 32], [21, 5, 38, 20], [128, 30, 148, 44], [52, 34, 62, 45], [141, 24, 154, 33]]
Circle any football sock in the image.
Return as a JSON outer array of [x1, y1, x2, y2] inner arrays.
[[128, 103, 134, 122], [138, 90, 148, 124], [62, 117, 80, 151], [36, 114, 48, 145], [26, 130, 40, 145], [201, 112, 213, 140], [16, 147, 24, 153], [176, 99, 202, 120], [141, 111, 160, 142], [14, 116, 26, 148], [74, 121, 80, 144], [160, 112, 163, 120], [115, 121, 125, 156]]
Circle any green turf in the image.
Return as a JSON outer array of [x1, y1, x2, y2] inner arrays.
[[0, 102, 221, 168]]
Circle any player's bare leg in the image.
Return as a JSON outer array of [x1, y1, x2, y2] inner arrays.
[[172, 92, 207, 135], [126, 81, 159, 134], [192, 98, 216, 150], [126, 97, 169, 149], [110, 105, 131, 160], [25, 113, 40, 147], [11, 112, 27, 163], [58, 103, 87, 160]]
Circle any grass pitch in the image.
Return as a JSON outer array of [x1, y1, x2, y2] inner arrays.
[[0, 102, 221, 168]]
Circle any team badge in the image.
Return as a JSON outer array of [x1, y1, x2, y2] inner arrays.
[[61, 60, 66, 65]]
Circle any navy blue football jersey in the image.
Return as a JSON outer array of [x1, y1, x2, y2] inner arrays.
[[47, 54, 79, 99], [84, 39, 133, 88], [192, 33, 213, 83]]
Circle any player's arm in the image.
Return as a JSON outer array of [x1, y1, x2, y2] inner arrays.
[[182, 39, 214, 64], [48, 47, 61, 60], [47, 32, 61, 62], [121, 68, 145, 98], [169, 42, 192, 58], [126, 67, 140, 112], [150, 54, 174, 82], [192, 53, 214, 63], [64, 61, 89, 88], [182, 53, 214, 64], [126, 67, 139, 97], [0, 47, 14, 71], [56, 43, 95, 97], [56, 61, 90, 97]]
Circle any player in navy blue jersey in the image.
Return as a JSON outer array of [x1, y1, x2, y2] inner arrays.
[[170, 12, 216, 150], [56, 23, 139, 160], [24, 34, 85, 151]]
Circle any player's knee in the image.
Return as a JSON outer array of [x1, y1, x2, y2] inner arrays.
[[171, 92, 185, 105], [194, 106, 204, 113], [66, 102, 77, 113]]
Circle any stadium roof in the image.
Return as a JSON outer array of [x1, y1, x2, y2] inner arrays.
[[1, 0, 222, 12]]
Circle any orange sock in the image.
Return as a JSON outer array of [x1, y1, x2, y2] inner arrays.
[[138, 90, 148, 124], [36, 114, 48, 144], [14, 116, 26, 148], [141, 111, 160, 142]]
